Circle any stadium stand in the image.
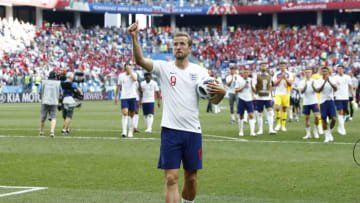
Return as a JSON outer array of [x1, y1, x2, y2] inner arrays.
[[70, 0, 360, 6], [1, 16, 360, 93]]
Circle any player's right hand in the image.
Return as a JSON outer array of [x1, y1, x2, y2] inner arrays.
[[128, 20, 139, 38]]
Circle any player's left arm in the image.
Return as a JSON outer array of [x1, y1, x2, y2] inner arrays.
[[156, 91, 161, 108], [208, 81, 226, 104]]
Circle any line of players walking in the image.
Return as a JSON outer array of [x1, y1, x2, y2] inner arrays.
[[225, 60, 358, 143], [115, 63, 161, 138], [116, 60, 357, 143]]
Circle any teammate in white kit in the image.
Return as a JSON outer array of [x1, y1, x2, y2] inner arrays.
[[312, 66, 337, 142], [129, 21, 226, 203], [226, 64, 239, 124], [235, 68, 256, 136], [299, 67, 320, 139], [115, 63, 138, 138], [334, 64, 355, 135], [213, 72, 222, 114], [140, 72, 161, 133]]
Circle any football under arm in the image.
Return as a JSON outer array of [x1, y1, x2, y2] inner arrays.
[[208, 82, 226, 104]]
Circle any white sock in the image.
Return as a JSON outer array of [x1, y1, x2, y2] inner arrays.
[[128, 117, 133, 134], [239, 119, 243, 134], [144, 116, 149, 129], [231, 114, 235, 121], [339, 115, 345, 131], [257, 113, 263, 132], [148, 114, 154, 130], [289, 109, 293, 119], [134, 114, 139, 129], [122, 116, 128, 135], [50, 119, 56, 133], [306, 127, 310, 135], [182, 198, 195, 203], [266, 111, 274, 131], [244, 111, 248, 121], [249, 119, 256, 134]]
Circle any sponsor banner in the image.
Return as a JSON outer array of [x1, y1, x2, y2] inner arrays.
[[83, 92, 109, 101], [0, 93, 41, 103], [2, 86, 23, 94], [0, 0, 59, 8], [0, 92, 109, 103], [88, 4, 208, 14], [233, 1, 360, 14], [63, 1, 90, 11]]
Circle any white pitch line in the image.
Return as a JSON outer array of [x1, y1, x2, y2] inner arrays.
[[204, 134, 248, 141], [0, 186, 47, 198], [0, 134, 355, 145]]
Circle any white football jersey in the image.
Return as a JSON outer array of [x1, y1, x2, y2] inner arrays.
[[152, 60, 208, 133], [117, 72, 138, 99], [272, 71, 293, 95], [140, 80, 159, 103], [334, 74, 351, 100], [313, 77, 336, 104], [226, 74, 239, 94], [299, 79, 318, 105], [235, 77, 253, 102]]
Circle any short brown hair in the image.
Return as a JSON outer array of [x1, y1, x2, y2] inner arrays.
[[305, 67, 312, 71], [173, 32, 192, 47], [321, 66, 329, 71]]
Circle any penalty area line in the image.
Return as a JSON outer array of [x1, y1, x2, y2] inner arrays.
[[0, 185, 47, 198]]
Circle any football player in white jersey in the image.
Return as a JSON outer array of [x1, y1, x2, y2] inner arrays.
[[312, 66, 337, 142], [129, 21, 226, 203], [213, 72, 222, 114], [133, 76, 141, 133], [299, 67, 320, 139], [114, 63, 138, 138], [334, 64, 355, 135], [347, 71, 358, 121], [226, 64, 239, 124], [235, 68, 256, 136], [140, 72, 161, 133]]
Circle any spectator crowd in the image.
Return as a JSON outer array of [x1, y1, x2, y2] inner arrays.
[[1, 17, 360, 94]]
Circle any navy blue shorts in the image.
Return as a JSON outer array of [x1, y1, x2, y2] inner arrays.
[[158, 127, 202, 170], [335, 100, 348, 111], [121, 98, 137, 112], [302, 104, 320, 115], [255, 100, 273, 112], [135, 100, 140, 111], [320, 100, 337, 119], [237, 98, 254, 115], [143, 102, 154, 115]]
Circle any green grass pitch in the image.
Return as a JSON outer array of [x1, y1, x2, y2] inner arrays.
[[0, 100, 360, 202]]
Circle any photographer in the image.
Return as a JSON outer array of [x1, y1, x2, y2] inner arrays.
[[61, 72, 83, 135], [39, 71, 62, 137]]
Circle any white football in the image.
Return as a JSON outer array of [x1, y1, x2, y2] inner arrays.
[[196, 77, 217, 100]]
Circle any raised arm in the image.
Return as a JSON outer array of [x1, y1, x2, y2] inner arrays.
[[128, 21, 153, 72]]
